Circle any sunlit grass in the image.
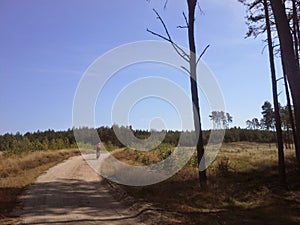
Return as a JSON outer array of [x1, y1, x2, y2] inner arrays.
[[0, 149, 79, 221], [111, 142, 300, 225]]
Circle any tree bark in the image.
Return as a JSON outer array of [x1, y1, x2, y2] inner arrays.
[[187, 0, 207, 188], [264, 0, 286, 184], [282, 61, 300, 165], [270, 0, 300, 167], [292, 0, 300, 65]]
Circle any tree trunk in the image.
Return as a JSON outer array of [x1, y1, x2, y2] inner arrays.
[[270, 0, 300, 168], [187, 0, 207, 188], [282, 63, 300, 165], [264, 0, 286, 184], [292, 0, 300, 65]]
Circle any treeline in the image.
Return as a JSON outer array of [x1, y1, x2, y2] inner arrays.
[[75, 126, 278, 146], [0, 126, 279, 153], [0, 129, 77, 154], [246, 101, 295, 131], [222, 128, 276, 143], [246, 101, 295, 148]]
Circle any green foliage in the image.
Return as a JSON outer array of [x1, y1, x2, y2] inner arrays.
[[186, 154, 197, 167], [103, 141, 119, 152], [157, 143, 173, 160], [246, 118, 260, 129], [223, 127, 276, 143], [0, 125, 280, 155], [77, 142, 95, 150], [0, 129, 77, 154], [261, 101, 274, 130], [245, 101, 296, 146], [209, 111, 233, 129]]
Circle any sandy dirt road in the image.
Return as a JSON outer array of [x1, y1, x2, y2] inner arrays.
[[14, 152, 156, 225]]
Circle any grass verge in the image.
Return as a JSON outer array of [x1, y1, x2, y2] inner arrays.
[[0, 148, 79, 223]]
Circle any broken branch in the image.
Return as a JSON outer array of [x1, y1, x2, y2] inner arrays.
[[196, 44, 210, 64]]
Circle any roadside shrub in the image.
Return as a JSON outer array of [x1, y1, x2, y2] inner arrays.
[[216, 157, 230, 177]]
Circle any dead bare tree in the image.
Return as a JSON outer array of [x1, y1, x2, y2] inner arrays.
[[147, 0, 209, 188]]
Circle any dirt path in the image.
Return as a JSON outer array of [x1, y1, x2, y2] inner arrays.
[[14, 152, 156, 225]]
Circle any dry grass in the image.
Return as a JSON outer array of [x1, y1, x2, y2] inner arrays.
[[113, 143, 175, 166], [112, 142, 300, 225], [0, 149, 79, 221]]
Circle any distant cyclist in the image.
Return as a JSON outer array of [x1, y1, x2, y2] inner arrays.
[[96, 142, 101, 159]]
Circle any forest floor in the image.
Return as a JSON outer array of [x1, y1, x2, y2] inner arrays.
[[112, 142, 300, 225]]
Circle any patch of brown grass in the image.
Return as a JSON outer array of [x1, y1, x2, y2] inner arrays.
[[111, 142, 300, 225], [0, 149, 79, 221]]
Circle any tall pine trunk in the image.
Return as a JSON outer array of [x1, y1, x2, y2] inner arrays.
[[187, 0, 207, 187], [282, 62, 300, 165], [270, 0, 300, 167], [264, 0, 286, 184], [292, 0, 300, 65]]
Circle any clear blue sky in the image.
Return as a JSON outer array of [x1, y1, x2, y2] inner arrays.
[[0, 0, 285, 134]]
